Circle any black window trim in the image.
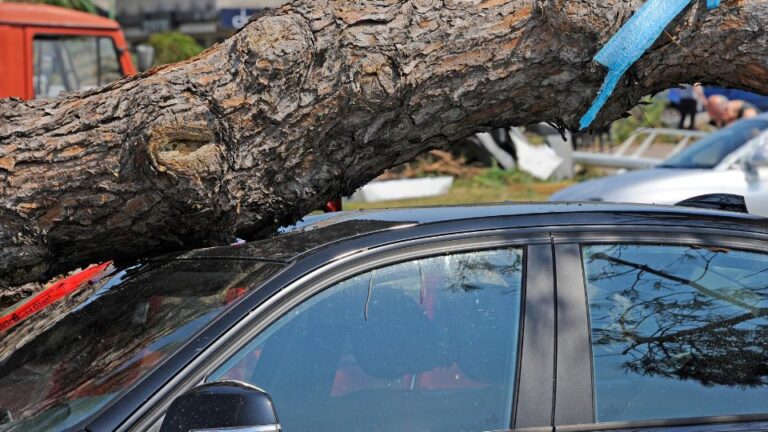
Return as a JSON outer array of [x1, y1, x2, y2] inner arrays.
[[125, 229, 556, 432], [515, 243, 556, 429], [554, 243, 594, 426], [552, 229, 768, 432]]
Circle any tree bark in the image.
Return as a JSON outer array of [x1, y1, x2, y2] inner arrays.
[[1, 0, 767, 288]]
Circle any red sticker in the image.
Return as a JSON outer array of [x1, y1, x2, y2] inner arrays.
[[0, 261, 114, 332]]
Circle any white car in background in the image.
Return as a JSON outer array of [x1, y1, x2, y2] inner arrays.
[[551, 114, 768, 216]]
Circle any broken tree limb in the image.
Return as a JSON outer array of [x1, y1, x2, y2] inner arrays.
[[1, 0, 768, 288]]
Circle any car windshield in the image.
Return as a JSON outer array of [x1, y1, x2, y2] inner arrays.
[[659, 117, 768, 169], [33, 35, 123, 99], [0, 259, 282, 432]]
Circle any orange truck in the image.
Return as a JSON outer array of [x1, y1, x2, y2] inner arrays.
[[0, 3, 136, 100]]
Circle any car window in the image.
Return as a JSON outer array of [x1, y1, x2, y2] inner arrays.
[[33, 35, 123, 99], [0, 260, 282, 432], [583, 244, 768, 423], [208, 249, 524, 432], [659, 117, 768, 169], [97, 37, 123, 85]]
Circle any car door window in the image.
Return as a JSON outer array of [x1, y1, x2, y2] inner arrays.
[[583, 244, 768, 423], [33, 35, 122, 98], [208, 248, 524, 432]]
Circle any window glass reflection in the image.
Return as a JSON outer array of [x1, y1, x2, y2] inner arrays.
[[584, 244, 768, 422], [209, 249, 524, 432], [0, 260, 281, 431]]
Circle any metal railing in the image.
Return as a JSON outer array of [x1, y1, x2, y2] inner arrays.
[[572, 152, 661, 169], [572, 128, 706, 170], [475, 126, 709, 179]]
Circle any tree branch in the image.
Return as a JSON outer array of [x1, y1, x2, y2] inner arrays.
[[2, 0, 768, 288]]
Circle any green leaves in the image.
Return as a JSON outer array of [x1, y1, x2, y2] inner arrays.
[[10, 0, 99, 14], [147, 32, 205, 67]]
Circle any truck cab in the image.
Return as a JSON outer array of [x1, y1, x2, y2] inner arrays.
[[0, 3, 136, 100]]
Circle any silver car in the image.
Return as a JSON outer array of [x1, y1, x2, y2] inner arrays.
[[551, 115, 768, 215]]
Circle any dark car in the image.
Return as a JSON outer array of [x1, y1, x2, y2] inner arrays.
[[1, 202, 768, 432]]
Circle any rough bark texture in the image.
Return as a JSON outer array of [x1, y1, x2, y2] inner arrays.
[[1, 0, 767, 288]]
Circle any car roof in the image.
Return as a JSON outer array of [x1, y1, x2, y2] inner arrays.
[[0, 3, 120, 30], [177, 202, 768, 262]]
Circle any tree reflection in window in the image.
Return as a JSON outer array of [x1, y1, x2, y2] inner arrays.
[[583, 244, 768, 422]]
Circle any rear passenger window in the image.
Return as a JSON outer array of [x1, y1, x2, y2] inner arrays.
[[583, 244, 768, 423], [208, 249, 524, 432]]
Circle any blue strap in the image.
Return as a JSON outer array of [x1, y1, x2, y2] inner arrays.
[[579, 0, 720, 130]]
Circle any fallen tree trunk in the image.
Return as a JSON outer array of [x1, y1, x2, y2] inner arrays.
[[1, 0, 767, 288]]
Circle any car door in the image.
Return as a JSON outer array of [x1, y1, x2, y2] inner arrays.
[[553, 228, 768, 432], [131, 232, 557, 432]]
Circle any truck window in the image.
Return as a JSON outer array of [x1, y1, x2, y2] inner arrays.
[[33, 35, 123, 99]]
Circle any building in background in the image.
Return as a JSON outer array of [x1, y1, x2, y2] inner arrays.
[[112, 0, 286, 45]]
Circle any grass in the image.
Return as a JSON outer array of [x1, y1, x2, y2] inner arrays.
[[345, 167, 575, 210]]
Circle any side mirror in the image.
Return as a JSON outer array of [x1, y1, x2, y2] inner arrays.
[[135, 44, 156, 72], [160, 381, 280, 432]]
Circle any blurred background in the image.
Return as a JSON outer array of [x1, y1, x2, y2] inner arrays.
[[4, 0, 288, 66], [3, 0, 768, 214]]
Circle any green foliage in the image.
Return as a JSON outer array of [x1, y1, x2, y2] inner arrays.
[[9, 0, 98, 14], [147, 32, 205, 66], [470, 163, 538, 189], [611, 95, 668, 143]]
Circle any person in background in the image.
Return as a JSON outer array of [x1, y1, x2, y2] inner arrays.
[[725, 99, 760, 122], [707, 94, 730, 127], [677, 84, 706, 129], [707, 95, 761, 127], [668, 87, 682, 111]]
